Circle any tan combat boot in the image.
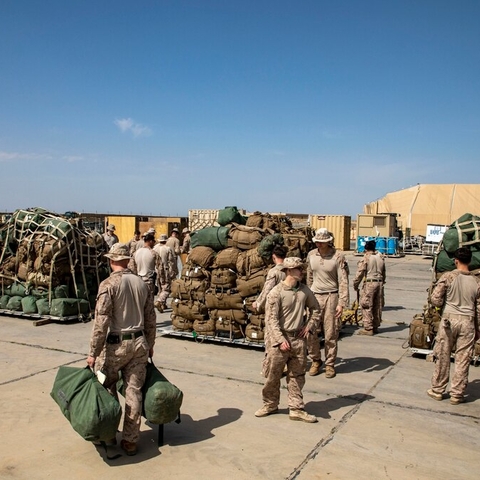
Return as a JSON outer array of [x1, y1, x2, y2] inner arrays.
[[289, 409, 318, 423], [308, 360, 322, 376], [325, 366, 336, 378], [255, 406, 279, 417], [357, 328, 374, 336]]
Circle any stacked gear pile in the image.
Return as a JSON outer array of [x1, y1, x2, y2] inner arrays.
[[0, 207, 108, 320], [408, 213, 480, 352], [170, 206, 314, 343]]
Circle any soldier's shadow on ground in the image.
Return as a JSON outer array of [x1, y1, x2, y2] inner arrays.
[[335, 356, 394, 374], [377, 323, 409, 334], [306, 393, 375, 420], [466, 378, 480, 402], [157, 407, 243, 446], [383, 305, 406, 311]]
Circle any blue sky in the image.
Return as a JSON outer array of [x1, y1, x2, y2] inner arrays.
[[1, 1, 479, 218]]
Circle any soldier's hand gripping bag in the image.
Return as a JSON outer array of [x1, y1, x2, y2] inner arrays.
[[117, 359, 183, 425], [50, 366, 122, 442]]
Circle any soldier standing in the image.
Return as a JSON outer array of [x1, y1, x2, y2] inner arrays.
[[255, 257, 321, 423], [132, 233, 165, 302], [87, 243, 156, 456], [181, 227, 191, 255], [353, 240, 386, 335], [127, 230, 141, 256], [153, 234, 177, 312], [427, 247, 480, 405], [253, 244, 288, 313], [103, 224, 119, 249], [306, 228, 349, 378]]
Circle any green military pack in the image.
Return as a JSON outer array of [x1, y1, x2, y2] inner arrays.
[[51, 366, 122, 442], [190, 226, 230, 251], [118, 361, 183, 425], [217, 206, 246, 226]]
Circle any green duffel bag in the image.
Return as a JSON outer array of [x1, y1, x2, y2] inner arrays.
[[118, 360, 183, 425], [6, 295, 23, 311], [51, 366, 121, 442], [36, 298, 51, 315], [21, 295, 38, 314], [217, 206, 246, 226], [10, 283, 26, 297], [50, 298, 90, 317], [190, 226, 230, 251], [0, 295, 10, 309], [54, 285, 69, 299]]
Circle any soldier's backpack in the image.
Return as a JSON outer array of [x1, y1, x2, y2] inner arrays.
[[246, 324, 265, 343], [408, 315, 433, 349], [187, 246, 216, 268], [51, 366, 122, 442]]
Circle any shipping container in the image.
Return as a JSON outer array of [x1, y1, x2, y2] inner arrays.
[[356, 213, 399, 238], [106, 215, 187, 243], [309, 214, 352, 251]]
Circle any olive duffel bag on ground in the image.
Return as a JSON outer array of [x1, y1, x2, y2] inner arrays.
[[51, 366, 121, 442]]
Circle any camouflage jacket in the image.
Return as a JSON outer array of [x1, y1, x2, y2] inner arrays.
[[89, 269, 156, 358], [353, 252, 386, 290], [265, 281, 321, 347], [431, 269, 480, 319], [306, 247, 350, 308]]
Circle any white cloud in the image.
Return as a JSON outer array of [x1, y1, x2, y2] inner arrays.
[[114, 117, 152, 138], [0, 151, 53, 162], [62, 155, 84, 163]]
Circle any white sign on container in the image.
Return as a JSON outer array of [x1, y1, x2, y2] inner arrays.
[[426, 224, 448, 243]]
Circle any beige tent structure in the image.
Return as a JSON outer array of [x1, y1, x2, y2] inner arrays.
[[363, 184, 480, 237]]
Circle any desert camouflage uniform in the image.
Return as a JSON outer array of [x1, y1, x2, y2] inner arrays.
[[261, 282, 321, 410], [133, 246, 165, 297], [181, 233, 191, 254], [166, 235, 181, 257], [89, 269, 156, 443], [153, 243, 177, 306], [429, 270, 480, 400], [127, 236, 141, 256], [255, 264, 286, 313], [353, 251, 386, 331], [306, 248, 349, 367], [103, 231, 119, 249]]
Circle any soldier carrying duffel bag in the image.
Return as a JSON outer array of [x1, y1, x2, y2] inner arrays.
[[86, 243, 157, 457]]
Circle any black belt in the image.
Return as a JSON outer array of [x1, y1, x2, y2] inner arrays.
[[365, 279, 382, 283], [107, 331, 143, 343], [314, 291, 338, 295]]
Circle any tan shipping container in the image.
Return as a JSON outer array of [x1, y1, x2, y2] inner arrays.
[[309, 215, 352, 251], [356, 213, 398, 238], [106, 215, 187, 243]]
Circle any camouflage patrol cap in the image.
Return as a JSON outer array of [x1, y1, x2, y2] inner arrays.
[[182, 227, 190, 234], [172, 228, 179, 233], [279, 257, 306, 271], [159, 234, 168, 242], [107, 224, 116, 231], [104, 243, 131, 261], [312, 227, 333, 243]]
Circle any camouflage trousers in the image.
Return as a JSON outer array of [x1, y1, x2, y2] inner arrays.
[[157, 280, 172, 306], [307, 292, 340, 367], [360, 282, 383, 330], [261, 336, 307, 410], [98, 336, 149, 443], [431, 316, 475, 398]]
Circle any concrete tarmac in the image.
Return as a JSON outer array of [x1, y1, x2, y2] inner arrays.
[[1, 253, 480, 479]]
